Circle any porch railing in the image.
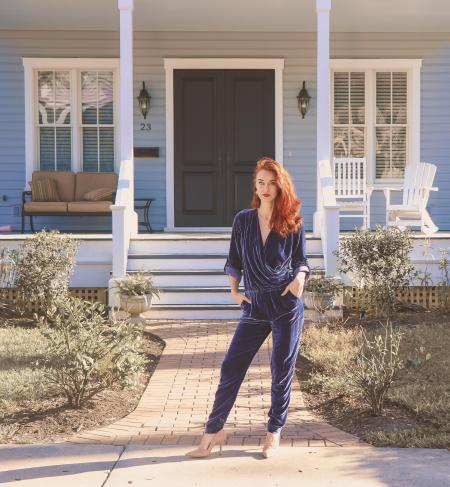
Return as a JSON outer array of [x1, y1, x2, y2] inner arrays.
[[111, 158, 135, 278], [317, 159, 340, 277]]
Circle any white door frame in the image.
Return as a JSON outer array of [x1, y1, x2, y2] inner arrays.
[[163, 58, 285, 232]]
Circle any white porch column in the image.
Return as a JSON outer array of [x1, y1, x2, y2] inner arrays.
[[118, 0, 138, 235], [313, 0, 332, 237]]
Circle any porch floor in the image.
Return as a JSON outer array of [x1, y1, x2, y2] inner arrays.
[[1, 230, 449, 240]]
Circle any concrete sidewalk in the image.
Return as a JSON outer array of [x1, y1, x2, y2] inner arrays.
[[0, 442, 449, 486]]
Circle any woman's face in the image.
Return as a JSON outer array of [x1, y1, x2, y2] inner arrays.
[[255, 169, 278, 204]]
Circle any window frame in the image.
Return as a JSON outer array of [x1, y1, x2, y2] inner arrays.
[[330, 59, 422, 188], [22, 58, 120, 189]]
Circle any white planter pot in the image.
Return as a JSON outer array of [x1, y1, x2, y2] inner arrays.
[[120, 293, 153, 316]]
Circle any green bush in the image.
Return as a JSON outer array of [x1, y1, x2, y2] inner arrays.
[[11, 230, 80, 320], [36, 296, 147, 408], [335, 225, 414, 318]]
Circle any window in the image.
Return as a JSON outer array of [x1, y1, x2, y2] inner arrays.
[[23, 58, 119, 186], [38, 71, 72, 171], [331, 59, 421, 185], [375, 72, 407, 179], [81, 71, 115, 172], [332, 71, 365, 158]]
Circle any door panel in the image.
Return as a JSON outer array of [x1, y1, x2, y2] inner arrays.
[[174, 69, 224, 226], [224, 70, 275, 224], [174, 69, 274, 227]]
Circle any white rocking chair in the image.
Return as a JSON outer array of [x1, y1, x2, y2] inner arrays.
[[383, 162, 439, 235], [333, 157, 373, 230]]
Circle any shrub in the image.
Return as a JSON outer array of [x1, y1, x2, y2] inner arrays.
[[36, 296, 147, 408], [348, 319, 405, 415], [11, 230, 79, 319], [0, 247, 18, 316], [437, 246, 450, 309], [335, 225, 415, 318]]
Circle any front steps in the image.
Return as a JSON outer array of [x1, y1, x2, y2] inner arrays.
[[112, 232, 342, 320]]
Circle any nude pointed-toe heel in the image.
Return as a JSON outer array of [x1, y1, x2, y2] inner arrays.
[[185, 429, 227, 458], [261, 431, 281, 458]]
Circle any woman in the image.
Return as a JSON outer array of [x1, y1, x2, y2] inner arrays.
[[185, 157, 310, 459]]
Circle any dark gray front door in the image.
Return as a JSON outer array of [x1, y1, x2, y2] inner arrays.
[[174, 69, 275, 227]]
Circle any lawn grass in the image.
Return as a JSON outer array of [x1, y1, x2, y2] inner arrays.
[[0, 325, 55, 410], [0, 325, 56, 442]]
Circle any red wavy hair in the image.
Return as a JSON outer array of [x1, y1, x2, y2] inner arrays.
[[250, 157, 304, 238]]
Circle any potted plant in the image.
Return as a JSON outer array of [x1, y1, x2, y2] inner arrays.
[[303, 275, 342, 314], [112, 271, 160, 316]]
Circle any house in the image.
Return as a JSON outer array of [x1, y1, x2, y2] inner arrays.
[[0, 0, 448, 318]]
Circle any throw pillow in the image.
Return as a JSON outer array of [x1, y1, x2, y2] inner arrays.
[[29, 178, 60, 202], [83, 187, 114, 201]]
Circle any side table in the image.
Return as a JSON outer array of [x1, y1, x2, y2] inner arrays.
[[134, 197, 155, 232]]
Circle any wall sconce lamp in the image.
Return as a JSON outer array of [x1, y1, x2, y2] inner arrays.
[[137, 81, 151, 119], [297, 80, 311, 119]]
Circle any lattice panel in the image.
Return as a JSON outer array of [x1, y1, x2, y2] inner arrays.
[[343, 286, 450, 311], [0, 287, 108, 314]]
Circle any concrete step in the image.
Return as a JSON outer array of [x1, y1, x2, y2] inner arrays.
[[112, 232, 329, 319], [138, 302, 342, 321], [126, 252, 325, 271], [115, 268, 326, 287], [141, 286, 281, 305], [129, 232, 323, 255]]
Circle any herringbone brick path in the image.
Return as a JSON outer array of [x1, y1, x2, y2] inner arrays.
[[66, 319, 371, 448]]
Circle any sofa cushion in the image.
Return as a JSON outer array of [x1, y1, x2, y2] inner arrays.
[[67, 201, 113, 213], [29, 178, 60, 202], [31, 171, 75, 202], [82, 187, 114, 201], [75, 172, 118, 201], [24, 202, 68, 213]]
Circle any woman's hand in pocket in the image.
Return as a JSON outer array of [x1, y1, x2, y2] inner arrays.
[[281, 273, 306, 299], [231, 290, 252, 306]]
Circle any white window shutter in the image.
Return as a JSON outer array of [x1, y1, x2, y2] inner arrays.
[[81, 71, 115, 172], [37, 70, 72, 171], [375, 72, 408, 179], [333, 71, 365, 159]]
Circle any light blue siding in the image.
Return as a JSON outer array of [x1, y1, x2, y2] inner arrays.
[[0, 30, 449, 232]]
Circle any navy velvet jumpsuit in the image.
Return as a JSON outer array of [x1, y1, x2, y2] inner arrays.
[[204, 207, 311, 434]]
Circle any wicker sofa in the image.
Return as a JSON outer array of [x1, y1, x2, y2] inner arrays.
[[21, 171, 118, 233]]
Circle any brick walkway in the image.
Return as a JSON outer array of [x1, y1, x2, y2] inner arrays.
[[67, 319, 371, 448]]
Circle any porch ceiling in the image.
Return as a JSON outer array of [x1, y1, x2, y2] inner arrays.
[[2, 0, 450, 32]]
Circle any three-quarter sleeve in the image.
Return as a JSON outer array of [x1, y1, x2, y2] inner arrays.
[[291, 223, 311, 283], [224, 212, 243, 284]]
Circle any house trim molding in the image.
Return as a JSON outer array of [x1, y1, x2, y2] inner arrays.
[[163, 57, 285, 231], [22, 57, 120, 189]]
